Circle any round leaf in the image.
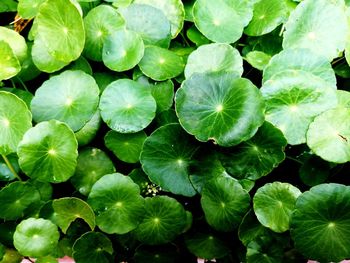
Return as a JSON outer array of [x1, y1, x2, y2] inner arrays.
[[87, 173, 144, 234], [134, 196, 187, 245], [261, 70, 338, 145], [0, 181, 40, 220], [290, 183, 350, 262], [119, 4, 171, 47], [71, 147, 115, 196], [72, 232, 113, 263], [132, 0, 185, 38], [175, 72, 265, 147], [52, 197, 95, 234], [245, 0, 287, 36], [306, 107, 350, 163], [0, 91, 32, 155], [104, 130, 147, 163], [201, 176, 251, 232], [102, 29, 144, 72], [0, 41, 21, 81], [282, 0, 348, 61], [193, 0, 253, 43], [185, 232, 230, 260], [140, 124, 199, 197], [99, 79, 156, 133], [83, 5, 125, 61], [138, 45, 185, 81], [184, 43, 243, 79], [262, 48, 337, 87], [219, 122, 287, 181], [31, 70, 99, 132], [253, 182, 301, 233], [18, 120, 78, 183], [35, 0, 85, 63], [14, 218, 59, 258]]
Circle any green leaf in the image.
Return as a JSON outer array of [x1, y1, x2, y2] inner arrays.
[[245, 51, 271, 71], [138, 45, 185, 81], [72, 232, 113, 263], [290, 183, 350, 262], [134, 244, 179, 263], [282, 0, 348, 60], [150, 80, 174, 113], [184, 43, 243, 79], [299, 154, 330, 187], [99, 79, 156, 133], [132, 0, 185, 38], [0, 181, 40, 220], [337, 90, 350, 108], [2, 88, 33, 109], [133, 196, 187, 245], [105, 130, 147, 163], [246, 235, 284, 263], [186, 25, 210, 46], [32, 34, 67, 73], [13, 218, 60, 258], [245, 0, 287, 36], [75, 110, 102, 147], [253, 182, 301, 233], [52, 197, 95, 233], [262, 48, 337, 87], [185, 232, 230, 260], [0, 41, 21, 81], [219, 122, 287, 181], [0, 27, 27, 63], [88, 173, 144, 234], [102, 29, 144, 72], [71, 147, 115, 196], [175, 72, 265, 146], [18, 120, 78, 183], [36, 256, 58, 263], [0, 0, 17, 12], [31, 70, 100, 132], [306, 107, 350, 163], [35, 0, 85, 63], [0, 91, 32, 156], [83, 5, 125, 61], [119, 4, 171, 47], [18, 0, 46, 19], [261, 70, 338, 145], [201, 175, 251, 232], [193, 0, 253, 43], [140, 124, 199, 197], [238, 210, 270, 246]]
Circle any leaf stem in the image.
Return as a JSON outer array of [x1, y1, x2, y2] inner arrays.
[[286, 156, 303, 165], [1, 154, 22, 181], [16, 77, 29, 92]]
